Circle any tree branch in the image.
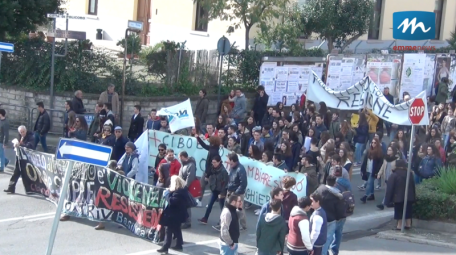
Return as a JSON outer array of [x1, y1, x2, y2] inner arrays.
[[339, 33, 363, 52]]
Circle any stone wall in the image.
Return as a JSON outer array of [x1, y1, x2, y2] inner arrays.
[[0, 87, 254, 135]]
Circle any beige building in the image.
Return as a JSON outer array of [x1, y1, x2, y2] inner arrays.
[[56, 0, 456, 50], [56, 0, 257, 50]]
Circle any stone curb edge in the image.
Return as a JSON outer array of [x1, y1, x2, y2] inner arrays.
[[376, 231, 456, 249]]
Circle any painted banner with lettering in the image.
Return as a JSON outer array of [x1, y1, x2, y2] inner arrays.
[[157, 99, 195, 133], [148, 130, 307, 206], [17, 147, 166, 242], [307, 72, 430, 126]]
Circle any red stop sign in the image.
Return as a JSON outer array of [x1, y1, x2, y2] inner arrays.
[[409, 98, 426, 124]]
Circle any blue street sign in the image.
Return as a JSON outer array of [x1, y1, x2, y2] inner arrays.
[[0, 42, 14, 53], [56, 138, 112, 167]]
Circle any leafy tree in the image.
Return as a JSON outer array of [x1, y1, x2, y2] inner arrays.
[[257, 3, 306, 53], [0, 0, 63, 40], [301, 0, 374, 52], [194, 0, 289, 50]]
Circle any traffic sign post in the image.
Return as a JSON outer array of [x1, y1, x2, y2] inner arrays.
[[401, 98, 425, 233], [45, 139, 112, 255], [0, 42, 14, 77], [216, 36, 232, 109]]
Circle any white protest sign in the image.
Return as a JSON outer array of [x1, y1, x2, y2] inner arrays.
[[307, 72, 430, 126], [157, 99, 195, 133], [148, 130, 307, 206]]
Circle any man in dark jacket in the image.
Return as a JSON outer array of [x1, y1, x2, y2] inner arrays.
[[112, 126, 128, 161], [34, 102, 50, 152], [178, 151, 197, 229], [72, 90, 86, 114], [4, 125, 35, 194], [226, 153, 248, 230], [128, 105, 144, 142], [237, 122, 251, 157], [194, 89, 209, 127], [251, 85, 269, 125], [316, 175, 346, 255]]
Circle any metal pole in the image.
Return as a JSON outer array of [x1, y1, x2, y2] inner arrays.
[[45, 161, 75, 255], [0, 53, 2, 77], [49, 20, 57, 109], [121, 29, 130, 127], [401, 124, 415, 233], [217, 53, 224, 109], [176, 41, 187, 84]]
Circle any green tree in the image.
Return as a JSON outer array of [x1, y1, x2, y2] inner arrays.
[[194, 0, 289, 50], [0, 0, 63, 40], [301, 0, 374, 52], [257, 3, 307, 53]]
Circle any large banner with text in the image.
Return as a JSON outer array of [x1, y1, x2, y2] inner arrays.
[[307, 72, 430, 126], [17, 147, 166, 242], [148, 130, 307, 206]]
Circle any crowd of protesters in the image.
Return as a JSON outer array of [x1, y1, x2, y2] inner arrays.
[[2, 76, 456, 255]]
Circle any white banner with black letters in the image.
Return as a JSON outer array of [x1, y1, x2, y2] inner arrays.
[[307, 72, 430, 126]]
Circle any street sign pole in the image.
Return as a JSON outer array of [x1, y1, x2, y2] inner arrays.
[[0, 42, 15, 76], [121, 21, 143, 126], [216, 36, 231, 109], [45, 160, 74, 255], [401, 124, 415, 233], [45, 138, 112, 254]]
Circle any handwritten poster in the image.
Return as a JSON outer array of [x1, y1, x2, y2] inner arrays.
[[148, 131, 307, 206], [326, 55, 366, 90]]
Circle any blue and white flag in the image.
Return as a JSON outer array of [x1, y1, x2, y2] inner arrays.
[[157, 99, 195, 133]]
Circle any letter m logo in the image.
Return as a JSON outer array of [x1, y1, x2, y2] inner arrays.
[[393, 11, 435, 40]]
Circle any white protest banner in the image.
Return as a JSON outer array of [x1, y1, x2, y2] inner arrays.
[[148, 130, 307, 206], [157, 99, 195, 133], [307, 72, 430, 126]]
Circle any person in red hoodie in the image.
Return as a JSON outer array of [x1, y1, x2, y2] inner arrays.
[[158, 149, 181, 177]]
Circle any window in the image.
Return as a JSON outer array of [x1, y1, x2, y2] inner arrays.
[[434, 0, 444, 40], [194, 2, 208, 32], [368, 0, 382, 40], [88, 0, 98, 15]]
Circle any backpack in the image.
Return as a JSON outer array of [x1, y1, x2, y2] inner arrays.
[[342, 191, 355, 217]]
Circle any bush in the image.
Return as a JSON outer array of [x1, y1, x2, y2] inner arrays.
[[413, 174, 456, 221]]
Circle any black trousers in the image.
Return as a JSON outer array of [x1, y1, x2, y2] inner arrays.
[[163, 224, 183, 249], [8, 159, 22, 190]]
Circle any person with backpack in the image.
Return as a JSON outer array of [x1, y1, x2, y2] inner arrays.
[[315, 175, 346, 255]]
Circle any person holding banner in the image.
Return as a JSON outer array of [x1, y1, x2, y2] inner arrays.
[[196, 135, 222, 206], [4, 125, 34, 194]]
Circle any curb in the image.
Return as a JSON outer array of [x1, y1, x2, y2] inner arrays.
[[413, 219, 456, 233], [376, 231, 456, 249]]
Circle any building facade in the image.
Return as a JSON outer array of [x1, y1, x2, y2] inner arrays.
[[56, 0, 257, 50]]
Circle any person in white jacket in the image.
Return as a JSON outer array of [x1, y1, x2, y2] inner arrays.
[[287, 197, 314, 255]]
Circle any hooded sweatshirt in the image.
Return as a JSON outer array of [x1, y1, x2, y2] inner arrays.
[[256, 213, 287, 254], [287, 206, 313, 252], [179, 157, 196, 188]]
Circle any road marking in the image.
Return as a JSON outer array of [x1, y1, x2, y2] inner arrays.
[[27, 215, 56, 222], [125, 239, 220, 255], [347, 210, 393, 222], [0, 212, 54, 223]]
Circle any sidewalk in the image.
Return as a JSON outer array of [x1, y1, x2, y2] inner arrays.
[[377, 227, 456, 249]]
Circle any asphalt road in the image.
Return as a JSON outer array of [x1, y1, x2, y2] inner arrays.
[[0, 133, 413, 255]]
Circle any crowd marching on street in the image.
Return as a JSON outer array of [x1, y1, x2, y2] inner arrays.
[[1, 75, 456, 255]]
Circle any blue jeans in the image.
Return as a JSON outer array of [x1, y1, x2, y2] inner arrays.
[[443, 134, 449, 150], [219, 240, 238, 255], [203, 190, 225, 220], [322, 220, 337, 255], [365, 174, 376, 197], [354, 143, 365, 163], [415, 174, 422, 184], [389, 129, 398, 143], [34, 132, 48, 152], [331, 218, 346, 255], [0, 143, 6, 171]]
